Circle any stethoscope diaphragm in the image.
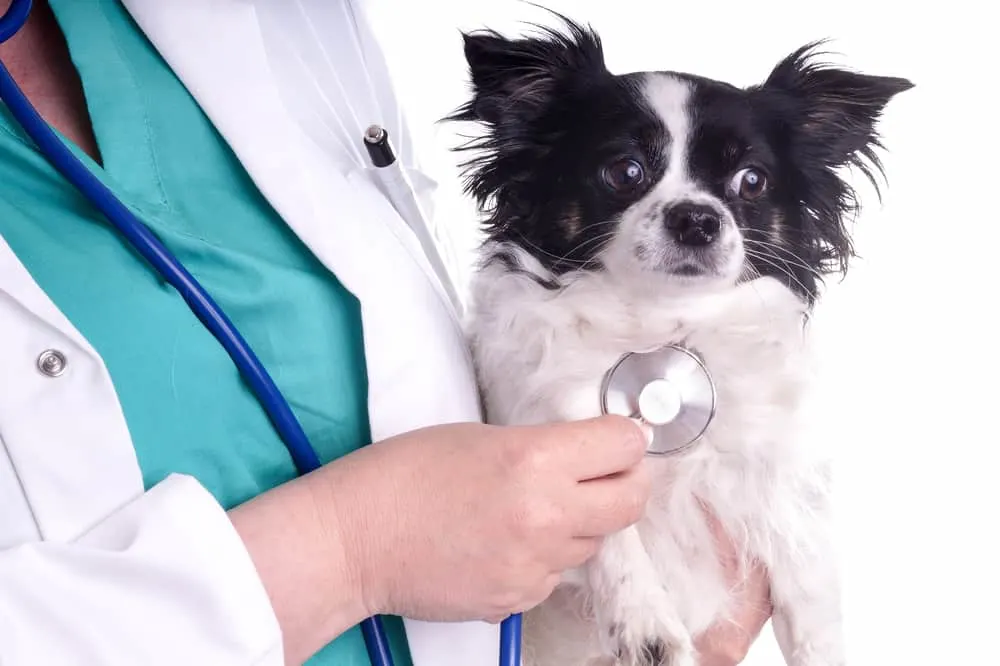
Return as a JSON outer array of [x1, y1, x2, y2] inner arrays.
[[600, 345, 717, 455]]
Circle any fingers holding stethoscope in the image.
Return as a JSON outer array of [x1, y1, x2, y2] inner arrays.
[[481, 435, 653, 621], [531, 463, 652, 568], [332, 417, 654, 626], [482, 570, 565, 624], [571, 464, 652, 539]]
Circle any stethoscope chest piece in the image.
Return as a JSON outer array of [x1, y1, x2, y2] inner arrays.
[[601, 345, 716, 455]]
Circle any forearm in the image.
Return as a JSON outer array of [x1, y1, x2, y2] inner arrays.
[[228, 463, 374, 666]]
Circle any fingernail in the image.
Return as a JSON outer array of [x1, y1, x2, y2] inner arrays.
[[629, 418, 654, 448]]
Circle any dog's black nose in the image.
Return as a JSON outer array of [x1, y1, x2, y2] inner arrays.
[[664, 203, 722, 246]]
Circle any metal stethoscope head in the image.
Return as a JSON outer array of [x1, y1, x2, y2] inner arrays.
[[601, 345, 717, 455]]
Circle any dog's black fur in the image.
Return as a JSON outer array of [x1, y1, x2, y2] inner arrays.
[[447, 15, 913, 303]]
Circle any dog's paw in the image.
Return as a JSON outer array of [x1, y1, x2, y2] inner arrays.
[[613, 633, 695, 666], [601, 603, 694, 666]]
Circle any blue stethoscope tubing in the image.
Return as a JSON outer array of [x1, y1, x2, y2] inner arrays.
[[0, 2, 521, 665]]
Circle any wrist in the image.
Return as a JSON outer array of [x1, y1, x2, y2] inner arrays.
[[229, 469, 372, 664], [304, 445, 396, 619]]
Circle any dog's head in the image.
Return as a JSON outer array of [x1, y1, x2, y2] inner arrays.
[[448, 17, 912, 303]]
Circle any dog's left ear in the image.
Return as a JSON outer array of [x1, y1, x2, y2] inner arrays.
[[757, 42, 914, 169]]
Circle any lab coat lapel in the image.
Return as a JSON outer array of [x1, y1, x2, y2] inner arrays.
[[118, 2, 497, 665], [117, 0, 478, 433], [118, 0, 461, 325]]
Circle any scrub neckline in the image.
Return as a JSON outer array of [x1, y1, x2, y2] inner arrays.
[[0, 0, 171, 216]]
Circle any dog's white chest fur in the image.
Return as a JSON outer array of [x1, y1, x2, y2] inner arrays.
[[468, 251, 843, 666]]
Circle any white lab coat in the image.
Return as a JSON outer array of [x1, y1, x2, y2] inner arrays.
[[0, 0, 497, 664]]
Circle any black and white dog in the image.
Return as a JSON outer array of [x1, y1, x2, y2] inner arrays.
[[447, 14, 911, 666]]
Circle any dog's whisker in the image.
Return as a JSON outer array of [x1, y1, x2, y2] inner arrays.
[[562, 230, 618, 259], [744, 237, 814, 265], [738, 260, 762, 284], [512, 233, 588, 267], [744, 248, 814, 297], [512, 226, 618, 269], [744, 239, 823, 280]]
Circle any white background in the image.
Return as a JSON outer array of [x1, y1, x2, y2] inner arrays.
[[366, 2, 999, 664]]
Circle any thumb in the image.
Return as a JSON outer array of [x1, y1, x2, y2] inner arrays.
[[551, 415, 652, 480]]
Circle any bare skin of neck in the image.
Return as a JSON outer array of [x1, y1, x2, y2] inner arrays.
[[0, 0, 101, 162]]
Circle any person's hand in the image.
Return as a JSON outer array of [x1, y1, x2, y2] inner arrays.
[[694, 511, 773, 665], [323, 416, 652, 623]]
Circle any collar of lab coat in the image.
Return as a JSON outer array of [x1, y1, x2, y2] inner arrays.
[[117, 1, 496, 664]]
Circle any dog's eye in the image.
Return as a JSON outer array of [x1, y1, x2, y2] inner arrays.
[[729, 167, 768, 200], [602, 158, 645, 194]]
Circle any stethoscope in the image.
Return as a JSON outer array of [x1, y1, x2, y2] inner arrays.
[[602, 345, 716, 456], [0, 2, 717, 665]]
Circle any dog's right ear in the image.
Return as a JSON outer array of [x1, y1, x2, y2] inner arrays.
[[449, 19, 607, 126]]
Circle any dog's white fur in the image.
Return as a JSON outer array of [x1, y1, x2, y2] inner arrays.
[[468, 256, 843, 666], [465, 74, 846, 666]]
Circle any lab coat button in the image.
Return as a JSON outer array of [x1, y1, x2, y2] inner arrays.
[[37, 349, 68, 377]]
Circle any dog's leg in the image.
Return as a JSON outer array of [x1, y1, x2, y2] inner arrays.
[[587, 526, 695, 666], [547, 387, 694, 665], [764, 497, 846, 666]]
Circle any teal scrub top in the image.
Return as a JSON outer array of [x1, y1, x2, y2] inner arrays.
[[0, 1, 413, 664]]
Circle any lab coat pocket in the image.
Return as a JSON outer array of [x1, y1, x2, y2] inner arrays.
[[345, 165, 464, 317]]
